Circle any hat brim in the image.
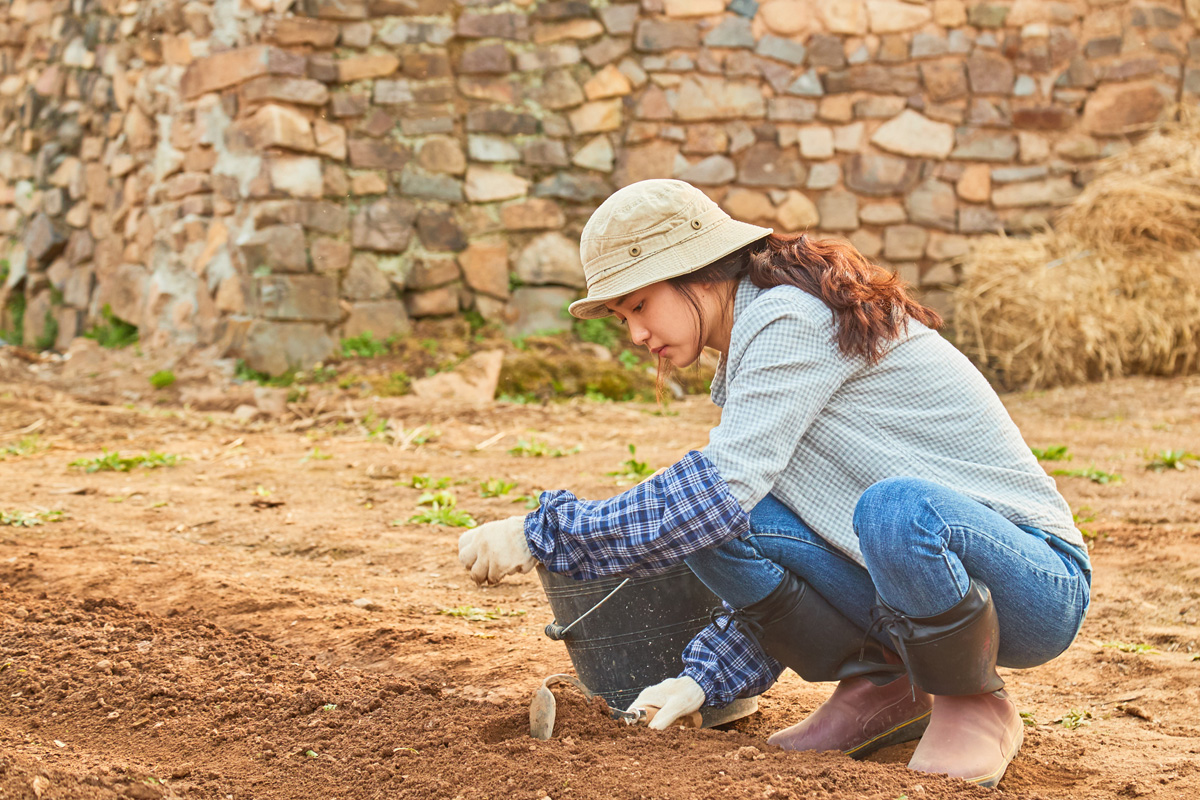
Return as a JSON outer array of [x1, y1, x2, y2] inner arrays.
[[567, 218, 773, 319]]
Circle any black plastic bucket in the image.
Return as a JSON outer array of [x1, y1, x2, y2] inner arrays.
[[536, 562, 759, 727]]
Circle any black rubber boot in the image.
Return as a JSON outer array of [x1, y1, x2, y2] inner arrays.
[[724, 570, 901, 684], [871, 579, 1004, 696]]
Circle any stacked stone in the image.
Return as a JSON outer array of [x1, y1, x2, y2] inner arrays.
[[0, 0, 1196, 374]]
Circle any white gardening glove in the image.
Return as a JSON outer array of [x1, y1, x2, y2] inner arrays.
[[627, 676, 705, 730], [457, 516, 538, 586]]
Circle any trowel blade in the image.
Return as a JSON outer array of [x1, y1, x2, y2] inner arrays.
[[529, 684, 557, 740]]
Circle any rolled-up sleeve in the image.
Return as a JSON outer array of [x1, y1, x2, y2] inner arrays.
[[704, 298, 860, 512], [680, 608, 785, 707]]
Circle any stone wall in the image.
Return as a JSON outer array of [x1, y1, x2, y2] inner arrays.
[[1, 0, 1196, 374]]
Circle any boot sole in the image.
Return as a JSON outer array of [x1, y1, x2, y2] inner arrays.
[[843, 709, 932, 760], [968, 722, 1025, 789]]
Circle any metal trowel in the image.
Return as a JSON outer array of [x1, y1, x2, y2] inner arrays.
[[529, 673, 701, 739]]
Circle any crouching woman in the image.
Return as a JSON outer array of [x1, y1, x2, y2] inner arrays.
[[458, 179, 1091, 788]]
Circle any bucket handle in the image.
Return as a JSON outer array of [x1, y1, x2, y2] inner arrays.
[[544, 578, 631, 641]]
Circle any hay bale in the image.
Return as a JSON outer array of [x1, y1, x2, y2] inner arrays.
[[954, 113, 1200, 390]]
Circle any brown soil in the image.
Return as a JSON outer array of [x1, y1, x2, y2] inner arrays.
[[1, 354, 1198, 799]]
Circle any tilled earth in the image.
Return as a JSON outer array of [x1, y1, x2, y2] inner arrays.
[[0, 365, 1198, 799]]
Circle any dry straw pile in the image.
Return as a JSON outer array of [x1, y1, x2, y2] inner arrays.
[[953, 113, 1200, 391]]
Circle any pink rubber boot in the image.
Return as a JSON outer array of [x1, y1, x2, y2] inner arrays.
[[907, 690, 1023, 788]]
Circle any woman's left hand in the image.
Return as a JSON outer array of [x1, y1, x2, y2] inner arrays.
[[458, 516, 538, 585]]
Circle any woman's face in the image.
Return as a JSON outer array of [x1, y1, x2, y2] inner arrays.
[[606, 281, 706, 368]]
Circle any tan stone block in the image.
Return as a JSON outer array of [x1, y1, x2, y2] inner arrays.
[[798, 127, 835, 160], [244, 104, 315, 152], [459, 240, 510, 299], [819, 95, 855, 124], [65, 202, 90, 229], [337, 54, 400, 83], [314, 119, 347, 160], [269, 18, 341, 48], [404, 286, 459, 317], [417, 136, 466, 175], [464, 167, 529, 203], [124, 106, 154, 150], [777, 190, 820, 231], [664, 0, 724, 16], [849, 229, 883, 259], [85, 163, 108, 207], [871, 110, 955, 160], [991, 177, 1078, 208], [533, 19, 604, 43], [955, 164, 991, 204], [572, 135, 615, 172], [502, 198, 566, 231], [269, 157, 324, 198], [350, 171, 388, 195], [311, 237, 352, 273], [568, 99, 623, 135], [817, 0, 867, 34], [722, 188, 776, 225], [932, 0, 967, 27], [180, 46, 306, 99], [833, 122, 865, 153], [926, 232, 970, 262], [584, 64, 633, 101], [1017, 131, 1050, 164], [162, 34, 193, 66], [458, 76, 517, 104], [760, 0, 812, 35], [868, 0, 932, 32]]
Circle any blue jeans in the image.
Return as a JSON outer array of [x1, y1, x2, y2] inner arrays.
[[685, 478, 1092, 670]]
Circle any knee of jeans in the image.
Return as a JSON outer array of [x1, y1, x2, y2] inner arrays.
[[853, 477, 930, 557]]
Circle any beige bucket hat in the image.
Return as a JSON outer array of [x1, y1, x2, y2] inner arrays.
[[568, 179, 773, 320]]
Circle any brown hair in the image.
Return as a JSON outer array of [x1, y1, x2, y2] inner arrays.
[[656, 233, 943, 398]]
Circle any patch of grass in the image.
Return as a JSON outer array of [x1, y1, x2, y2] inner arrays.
[[417, 490, 456, 507], [496, 391, 540, 404], [1056, 708, 1091, 730], [1052, 465, 1121, 485], [0, 435, 44, 460], [1, 290, 27, 346], [0, 509, 64, 527], [234, 359, 295, 387], [479, 478, 516, 498], [508, 437, 578, 458], [84, 304, 139, 350], [149, 370, 176, 390], [69, 450, 180, 473], [574, 316, 622, 349], [617, 349, 641, 370], [341, 332, 390, 359], [608, 444, 656, 482], [437, 606, 527, 621], [1102, 641, 1159, 655], [33, 309, 58, 352], [1146, 449, 1199, 472], [302, 447, 332, 462], [1073, 507, 1098, 541], [1031, 444, 1071, 461]]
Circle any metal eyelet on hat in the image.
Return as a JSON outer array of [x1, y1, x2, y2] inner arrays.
[[691, 219, 702, 230], [629, 245, 641, 256]]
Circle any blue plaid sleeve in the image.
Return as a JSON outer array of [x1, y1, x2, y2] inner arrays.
[[524, 450, 750, 580], [680, 607, 784, 707]]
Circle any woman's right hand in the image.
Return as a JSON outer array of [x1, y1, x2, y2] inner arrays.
[[627, 676, 705, 730]]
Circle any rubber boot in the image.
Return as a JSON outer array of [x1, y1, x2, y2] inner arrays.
[[873, 580, 1023, 788], [725, 571, 925, 757], [767, 650, 932, 759]]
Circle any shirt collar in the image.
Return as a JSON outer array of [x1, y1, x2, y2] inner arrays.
[[710, 276, 760, 407]]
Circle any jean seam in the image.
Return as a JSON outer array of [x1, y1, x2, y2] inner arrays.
[[945, 522, 1082, 582], [747, 532, 854, 568]]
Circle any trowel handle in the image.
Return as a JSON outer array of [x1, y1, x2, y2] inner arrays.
[[640, 704, 703, 729]]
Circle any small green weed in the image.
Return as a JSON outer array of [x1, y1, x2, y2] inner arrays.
[[84, 304, 139, 350], [1073, 507, 1097, 541], [1056, 709, 1091, 729], [1052, 466, 1121, 485], [306, 750, 319, 758], [322, 704, 337, 712], [404, 492, 476, 528], [1146, 449, 1199, 472], [496, 392, 540, 404], [149, 370, 176, 390], [341, 332, 390, 359], [1019, 710, 1037, 727], [1031, 445, 1071, 461], [302, 447, 332, 462], [70, 450, 180, 473], [0, 509, 64, 527], [0, 435, 44, 460], [511, 494, 541, 510], [608, 444, 656, 482], [479, 478, 516, 498], [1191, 654, 1199, 662], [1102, 641, 1159, 655], [234, 360, 295, 387], [437, 606, 527, 621], [1, 289, 26, 346], [407, 475, 452, 490], [508, 437, 578, 458]]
